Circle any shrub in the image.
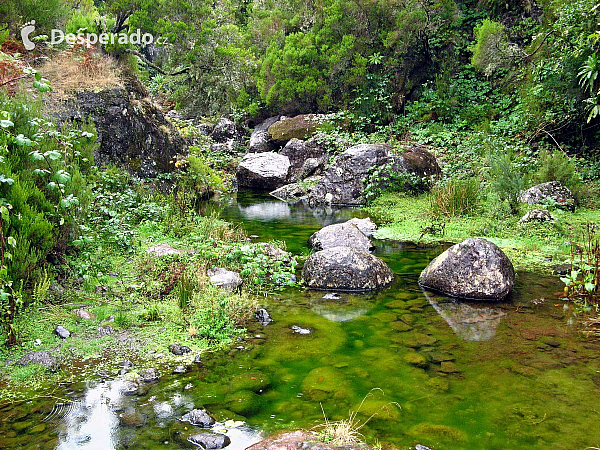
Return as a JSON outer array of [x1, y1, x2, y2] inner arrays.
[[430, 177, 480, 217], [487, 148, 525, 215], [532, 149, 581, 191]]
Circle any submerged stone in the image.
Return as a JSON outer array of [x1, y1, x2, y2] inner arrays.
[[181, 409, 216, 427], [188, 431, 231, 449]]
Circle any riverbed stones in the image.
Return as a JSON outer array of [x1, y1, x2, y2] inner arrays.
[[302, 246, 394, 291], [255, 308, 272, 326], [308, 222, 374, 252], [169, 343, 192, 355], [246, 430, 368, 450], [138, 368, 160, 382], [419, 238, 515, 300], [207, 268, 243, 292], [54, 325, 70, 339], [188, 431, 231, 449], [308, 143, 439, 205], [519, 181, 575, 211], [146, 243, 184, 257], [181, 409, 216, 427], [237, 152, 291, 191], [74, 308, 94, 320]]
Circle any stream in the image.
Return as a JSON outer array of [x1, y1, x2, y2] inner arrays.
[[1, 192, 600, 449]]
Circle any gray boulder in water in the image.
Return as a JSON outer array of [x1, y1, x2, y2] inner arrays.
[[181, 409, 216, 427], [302, 246, 394, 291], [519, 181, 575, 211], [249, 116, 280, 153], [188, 431, 231, 449], [419, 238, 515, 300], [308, 222, 373, 252], [237, 152, 291, 191]]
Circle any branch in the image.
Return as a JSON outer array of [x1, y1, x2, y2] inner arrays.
[[522, 29, 555, 60], [124, 49, 193, 75], [0, 75, 29, 88]]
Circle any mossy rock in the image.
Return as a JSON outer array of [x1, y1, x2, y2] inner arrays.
[[385, 300, 408, 310], [403, 352, 429, 369], [410, 423, 466, 442], [225, 390, 262, 416], [268, 114, 328, 144], [439, 361, 462, 374], [301, 366, 353, 402], [229, 372, 271, 393], [391, 321, 413, 332], [426, 377, 450, 392]]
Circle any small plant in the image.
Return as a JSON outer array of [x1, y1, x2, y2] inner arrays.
[[560, 223, 600, 305], [32, 268, 52, 304], [429, 177, 480, 218], [141, 304, 161, 322], [177, 272, 194, 311], [315, 388, 400, 446], [487, 148, 525, 215]]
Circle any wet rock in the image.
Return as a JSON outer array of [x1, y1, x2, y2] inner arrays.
[[138, 368, 160, 382], [98, 325, 114, 336], [322, 293, 341, 300], [249, 116, 280, 153], [291, 325, 311, 335], [17, 351, 60, 372], [207, 268, 243, 292], [302, 246, 394, 291], [268, 114, 331, 145], [169, 343, 192, 356], [120, 360, 134, 375], [119, 409, 147, 428], [188, 431, 231, 449], [146, 243, 184, 257], [74, 308, 94, 320], [308, 222, 373, 252], [269, 183, 308, 203], [416, 444, 433, 450], [173, 365, 188, 374], [255, 308, 273, 326], [237, 152, 291, 191], [346, 217, 377, 236], [520, 181, 575, 211], [194, 355, 203, 365], [54, 325, 70, 339], [419, 238, 515, 300], [519, 208, 553, 224], [181, 409, 216, 427], [120, 380, 147, 396], [309, 144, 439, 206], [280, 138, 328, 179]]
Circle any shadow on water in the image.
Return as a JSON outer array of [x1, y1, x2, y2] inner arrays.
[[2, 193, 600, 449]]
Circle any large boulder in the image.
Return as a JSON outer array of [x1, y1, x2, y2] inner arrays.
[[268, 114, 332, 145], [249, 116, 280, 153], [419, 238, 515, 300], [280, 138, 328, 179], [207, 268, 243, 292], [17, 351, 60, 372], [211, 118, 245, 144], [302, 246, 394, 291], [308, 223, 374, 252], [308, 143, 439, 206], [346, 217, 377, 236], [50, 87, 186, 177], [237, 152, 291, 190], [519, 181, 575, 211]]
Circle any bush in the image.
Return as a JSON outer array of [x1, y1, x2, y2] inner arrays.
[[430, 177, 480, 217], [487, 147, 525, 215], [532, 149, 581, 191]]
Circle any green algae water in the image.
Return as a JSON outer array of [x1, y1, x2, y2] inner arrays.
[[2, 193, 600, 450]]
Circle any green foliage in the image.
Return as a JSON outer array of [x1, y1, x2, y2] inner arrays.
[[560, 224, 600, 305], [429, 177, 481, 218], [470, 19, 509, 75], [365, 164, 430, 204], [0, 0, 68, 35], [532, 149, 581, 191], [487, 146, 525, 215], [177, 271, 194, 310]]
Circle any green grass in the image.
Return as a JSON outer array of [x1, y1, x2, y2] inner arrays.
[[366, 190, 600, 272]]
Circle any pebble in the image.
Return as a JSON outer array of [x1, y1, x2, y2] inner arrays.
[[54, 326, 70, 339], [291, 325, 311, 335]]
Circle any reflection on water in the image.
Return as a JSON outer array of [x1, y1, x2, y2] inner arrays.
[[238, 201, 292, 221], [423, 290, 507, 341]]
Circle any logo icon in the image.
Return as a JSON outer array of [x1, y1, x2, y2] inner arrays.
[[20, 20, 36, 50]]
